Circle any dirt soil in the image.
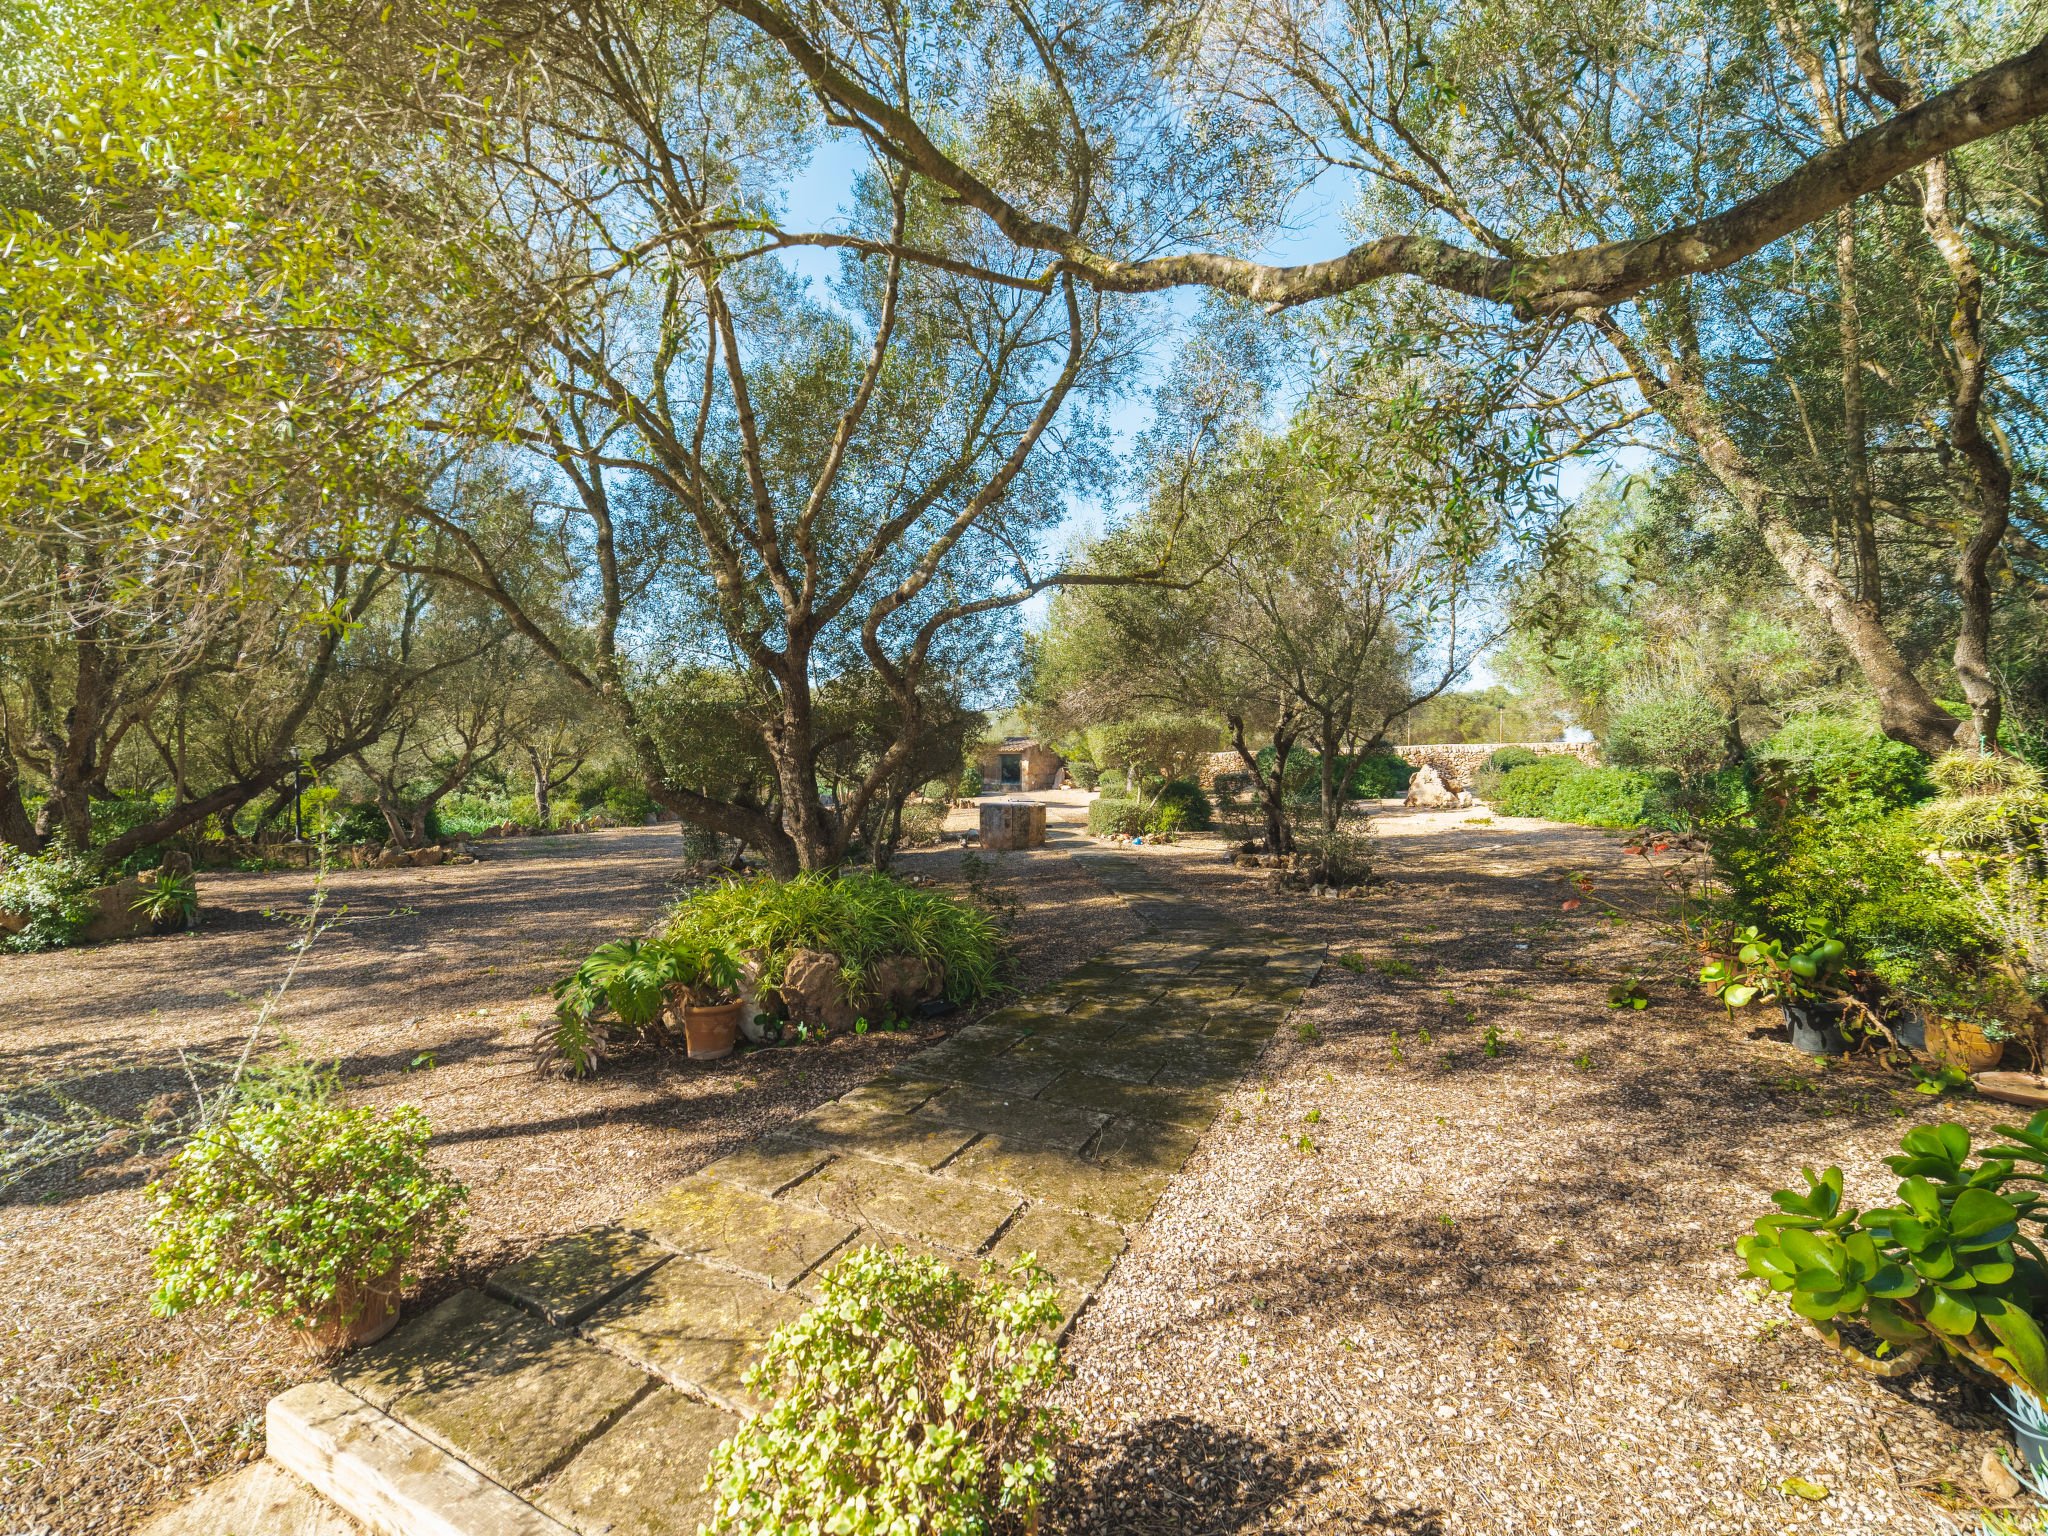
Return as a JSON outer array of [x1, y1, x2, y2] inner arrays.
[[1046, 806, 2025, 1535], [0, 817, 1130, 1534]]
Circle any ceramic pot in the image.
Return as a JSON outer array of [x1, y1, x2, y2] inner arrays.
[[1926, 1013, 2005, 1073], [1783, 999, 1848, 1057], [1974, 1072, 2048, 1110], [302, 1263, 401, 1353], [682, 1000, 743, 1060]]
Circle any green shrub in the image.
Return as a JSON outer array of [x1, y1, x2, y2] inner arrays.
[[1152, 778, 1213, 830], [1093, 775, 1129, 801], [0, 847, 102, 952], [1472, 746, 1540, 805], [1492, 755, 1587, 818], [1739, 1119, 2048, 1406], [666, 871, 1003, 1005], [1604, 695, 1729, 779], [1548, 766, 1654, 828], [1752, 715, 1931, 819], [705, 1247, 1068, 1536], [1352, 753, 1415, 798], [1065, 760, 1100, 790], [331, 800, 391, 844], [1087, 798, 1148, 836], [958, 763, 984, 798], [145, 1100, 467, 1332], [602, 783, 657, 824]]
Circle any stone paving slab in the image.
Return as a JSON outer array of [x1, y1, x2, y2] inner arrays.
[[889, 1050, 1065, 1097], [337, 1290, 654, 1491], [782, 1153, 1021, 1254], [988, 1206, 1128, 1293], [137, 1461, 364, 1536], [535, 1387, 737, 1536], [1039, 1070, 1223, 1130], [1008, 1031, 1166, 1083], [915, 1082, 1108, 1151], [1090, 1115, 1204, 1173], [488, 1227, 672, 1328], [941, 1135, 1172, 1225], [699, 1138, 834, 1198], [835, 1075, 950, 1116], [776, 1102, 981, 1171], [579, 1259, 804, 1413], [628, 1177, 856, 1290]]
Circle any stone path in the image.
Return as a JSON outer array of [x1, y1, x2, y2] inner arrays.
[[156, 841, 1322, 1536]]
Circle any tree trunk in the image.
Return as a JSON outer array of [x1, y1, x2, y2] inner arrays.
[[1228, 708, 1298, 855]]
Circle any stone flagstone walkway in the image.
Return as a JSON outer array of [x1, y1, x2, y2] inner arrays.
[[155, 842, 1323, 1536]]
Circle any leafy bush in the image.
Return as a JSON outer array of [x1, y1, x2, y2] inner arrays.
[[329, 800, 393, 844], [1065, 759, 1100, 790], [0, 847, 102, 952], [1751, 715, 1931, 820], [896, 801, 949, 848], [543, 935, 743, 1077], [145, 1099, 467, 1332], [1351, 753, 1415, 799], [1093, 775, 1129, 801], [1472, 746, 1540, 804], [1917, 751, 2048, 850], [1294, 823, 1376, 886], [1491, 755, 1588, 818], [666, 871, 1003, 1005], [705, 1246, 1068, 1536], [1605, 695, 1729, 779], [959, 762, 985, 798], [1739, 1118, 2048, 1406], [602, 783, 656, 824], [131, 871, 200, 930], [1150, 778, 1213, 830], [1087, 798, 1148, 836], [1547, 766, 1654, 827]]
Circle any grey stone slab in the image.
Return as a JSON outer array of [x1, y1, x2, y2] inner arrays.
[[783, 1153, 1021, 1255], [776, 1103, 982, 1172], [942, 1136, 1170, 1225], [268, 1380, 573, 1536], [487, 1227, 672, 1328], [1152, 1037, 1265, 1089], [1008, 1033, 1165, 1084], [536, 1387, 737, 1536], [891, 1050, 1067, 1097], [1008, 1009, 1130, 1045], [1203, 1009, 1291, 1041], [837, 1076, 950, 1116], [1039, 1071, 1223, 1131], [916, 1083, 1108, 1151], [988, 1206, 1127, 1294], [1090, 1116, 1203, 1175], [580, 1258, 802, 1413], [629, 1176, 857, 1289], [700, 1138, 834, 1198], [137, 1461, 363, 1536], [335, 1291, 654, 1491]]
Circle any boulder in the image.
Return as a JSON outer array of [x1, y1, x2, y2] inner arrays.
[[375, 849, 407, 869], [410, 847, 446, 868], [779, 947, 861, 1031], [78, 875, 152, 943], [1404, 763, 1455, 808], [736, 947, 780, 1043], [872, 954, 942, 1010]]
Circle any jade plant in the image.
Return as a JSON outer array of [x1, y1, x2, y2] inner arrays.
[[146, 1099, 467, 1335], [1700, 918, 1850, 1010], [1739, 1117, 2048, 1402]]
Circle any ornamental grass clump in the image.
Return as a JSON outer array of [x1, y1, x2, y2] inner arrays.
[[705, 1246, 1069, 1536], [666, 870, 1004, 1004], [145, 1098, 466, 1338]]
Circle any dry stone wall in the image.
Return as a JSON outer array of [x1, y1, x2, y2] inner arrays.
[[1196, 742, 1599, 794]]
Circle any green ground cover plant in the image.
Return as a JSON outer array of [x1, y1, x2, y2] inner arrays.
[[145, 1098, 467, 1335], [0, 847, 102, 952], [706, 1247, 1068, 1536]]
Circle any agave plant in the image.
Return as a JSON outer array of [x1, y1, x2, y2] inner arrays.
[[1739, 1120, 2048, 1401]]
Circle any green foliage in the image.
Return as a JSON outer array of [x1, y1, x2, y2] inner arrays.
[[1065, 759, 1100, 790], [1481, 746, 1541, 775], [1751, 717, 1932, 820], [1087, 798, 1148, 836], [130, 871, 199, 929], [1918, 752, 2048, 851], [667, 872, 1003, 1005], [959, 763, 985, 799], [602, 784, 656, 824], [145, 1099, 466, 1330], [1547, 766, 1654, 827], [0, 847, 101, 952], [705, 1246, 1068, 1536], [1150, 778, 1214, 830], [1700, 919, 1850, 1008], [1604, 695, 1729, 779], [1739, 1120, 2048, 1406], [1491, 755, 1587, 817], [330, 800, 394, 845]]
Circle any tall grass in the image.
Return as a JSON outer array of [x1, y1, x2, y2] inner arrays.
[[664, 871, 1004, 1003]]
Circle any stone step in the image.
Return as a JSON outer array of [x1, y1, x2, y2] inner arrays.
[[137, 1459, 365, 1536], [267, 1381, 573, 1536]]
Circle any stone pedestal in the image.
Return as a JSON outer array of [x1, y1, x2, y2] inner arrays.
[[978, 799, 1047, 851]]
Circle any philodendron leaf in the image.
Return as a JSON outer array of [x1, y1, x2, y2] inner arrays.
[[1980, 1295, 2048, 1400]]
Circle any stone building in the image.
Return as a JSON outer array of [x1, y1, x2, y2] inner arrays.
[[974, 737, 1067, 792]]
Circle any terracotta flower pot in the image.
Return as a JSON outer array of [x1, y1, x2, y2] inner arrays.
[[301, 1263, 402, 1354], [682, 1000, 743, 1060], [1926, 1013, 2006, 1073]]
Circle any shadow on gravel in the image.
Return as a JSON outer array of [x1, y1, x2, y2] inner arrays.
[[1045, 1416, 1374, 1534]]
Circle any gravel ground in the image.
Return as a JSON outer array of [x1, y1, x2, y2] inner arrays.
[[0, 811, 1130, 1534], [1046, 806, 2026, 1536]]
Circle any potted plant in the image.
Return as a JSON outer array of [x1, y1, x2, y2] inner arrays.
[[1700, 920, 1853, 1055], [146, 1098, 466, 1352], [552, 935, 747, 1064], [659, 937, 746, 1059]]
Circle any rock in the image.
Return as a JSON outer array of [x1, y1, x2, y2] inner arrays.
[[1405, 762, 1455, 808], [872, 954, 942, 1010], [410, 847, 446, 867], [375, 849, 406, 868], [0, 909, 26, 935], [1232, 852, 1261, 869], [449, 855, 476, 866], [1982, 1450, 2022, 1500], [979, 799, 1046, 850], [779, 947, 861, 1031], [158, 850, 194, 879], [77, 875, 152, 943]]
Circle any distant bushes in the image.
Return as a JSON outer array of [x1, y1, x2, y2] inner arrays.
[[1086, 798, 1148, 836], [1090, 776, 1212, 834], [1490, 755, 1589, 818], [1472, 746, 1540, 803], [1546, 766, 1654, 827]]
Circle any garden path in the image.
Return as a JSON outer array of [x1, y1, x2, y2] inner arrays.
[[153, 837, 1323, 1535]]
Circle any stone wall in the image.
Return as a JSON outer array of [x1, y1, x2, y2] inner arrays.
[[1196, 742, 1598, 794]]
